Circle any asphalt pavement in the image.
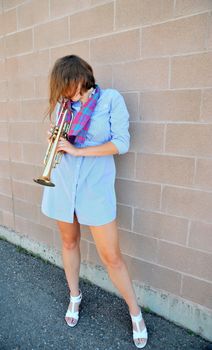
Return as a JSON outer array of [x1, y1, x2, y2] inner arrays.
[[0, 237, 211, 350]]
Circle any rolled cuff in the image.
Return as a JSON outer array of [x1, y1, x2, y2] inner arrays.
[[110, 137, 130, 155]]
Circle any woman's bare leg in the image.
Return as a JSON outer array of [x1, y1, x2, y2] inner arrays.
[[57, 212, 81, 325], [89, 219, 147, 346]]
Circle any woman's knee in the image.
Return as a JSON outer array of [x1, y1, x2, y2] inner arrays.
[[57, 220, 81, 250], [62, 238, 80, 250], [101, 251, 124, 269]]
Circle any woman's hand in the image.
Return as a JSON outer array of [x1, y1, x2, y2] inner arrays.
[[56, 137, 79, 156], [46, 123, 54, 143]]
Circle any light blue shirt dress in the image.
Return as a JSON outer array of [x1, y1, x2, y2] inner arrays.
[[41, 88, 130, 226]]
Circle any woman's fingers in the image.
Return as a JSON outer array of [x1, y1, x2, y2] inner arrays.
[[47, 130, 52, 143]]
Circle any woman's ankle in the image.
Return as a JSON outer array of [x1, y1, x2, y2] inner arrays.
[[69, 288, 80, 297]]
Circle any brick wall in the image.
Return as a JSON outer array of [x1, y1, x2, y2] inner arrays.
[[0, 0, 212, 319]]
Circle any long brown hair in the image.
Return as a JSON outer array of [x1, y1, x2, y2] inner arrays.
[[45, 55, 95, 122]]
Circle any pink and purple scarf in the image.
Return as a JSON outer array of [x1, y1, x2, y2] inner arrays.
[[57, 84, 101, 144]]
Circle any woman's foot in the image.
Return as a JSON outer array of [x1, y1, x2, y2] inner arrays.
[[130, 307, 148, 348], [65, 289, 82, 327]]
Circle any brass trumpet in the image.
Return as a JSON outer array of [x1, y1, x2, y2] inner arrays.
[[33, 99, 74, 187]]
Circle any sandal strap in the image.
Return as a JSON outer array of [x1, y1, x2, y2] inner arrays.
[[133, 328, 148, 339], [130, 309, 143, 322], [70, 289, 82, 302], [65, 309, 79, 319]]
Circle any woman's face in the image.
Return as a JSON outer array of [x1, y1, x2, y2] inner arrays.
[[63, 83, 86, 102]]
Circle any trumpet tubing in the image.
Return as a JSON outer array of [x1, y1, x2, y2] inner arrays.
[[33, 99, 74, 187]]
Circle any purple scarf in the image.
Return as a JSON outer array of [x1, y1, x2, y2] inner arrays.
[[58, 84, 101, 144]]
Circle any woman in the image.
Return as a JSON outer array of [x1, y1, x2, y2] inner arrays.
[[41, 55, 148, 348]]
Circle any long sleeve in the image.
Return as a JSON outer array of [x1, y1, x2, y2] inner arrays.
[[109, 90, 130, 155]]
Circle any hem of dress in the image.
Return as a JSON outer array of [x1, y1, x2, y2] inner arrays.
[[78, 215, 116, 226], [41, 209, 75, 224], [41, 208, 116, 226]]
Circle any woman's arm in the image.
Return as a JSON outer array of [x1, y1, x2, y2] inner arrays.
[[76, 141, 119, 156]]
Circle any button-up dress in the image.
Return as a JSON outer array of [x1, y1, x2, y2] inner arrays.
[[41, 88, 130, 226]]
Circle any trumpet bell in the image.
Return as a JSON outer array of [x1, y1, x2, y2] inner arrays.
[[33, 176, 55, 187]]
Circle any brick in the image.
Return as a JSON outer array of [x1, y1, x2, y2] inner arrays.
[[136, 153, 195, 186], [140, 90, 201, 121], [0, 101, 7, 121], [116, 178, 161, 210], [10, 143, 22, 161], [0, 160, 10, 177], [50, 0, 89, 17], [5, 57, 19, 79], [174, 0, 212, 17], [115, 152, 135, 179], [2, 211, 15, 230], [0, 81, 8, 100], [12, 180, 25, 200], [195, 158, 212, 190], [171, 52, 212, 88], [133, 208, 188, 245], [21, 100, 48, 121], [5, 29, 32, 56], [162, 185, 212, 223], [0, 8, 17, 34], [17, 0, 49, 29], [18, 50, 50, 77], [0, 60, 6, 81], [166, 124, 212, 157], [0, 122, 8, 141], [117, 204, 132, 230], [201, 88, 212, 121], [15, 215, 55, 248], [8, 78, 35, 99], [34, 18, 69, 50], [142, 14, 208, 57], [122, 93, 139, 121], [182, 275, 212, 309], [3, 0, 26, 10], [92, 64, 112, 88], [91, 29, 140, 64], [50, 41, 89, 64], [188, 220, 212, 253], [87, 241, 105, 267], [91, 0, 112, 4], [129, 122, 164, 153], [10, 122, 37, 142], [207, 12, 212, 49], [29, 222, 54, 248], [34, 76, 49, 99], [7, 101, 22, 121], [119, 228, 158, 262], [22, 143, 46, 164], [39, 210, 57, 230], [113, 58, 169, 91], [115, 0, 174, 29], [125, 254, 181, 294], [26, 183, 42, 203], [11, 161, 38, 181], [0, 193, 13, 211], [69, 3, 113, 41], [157, 240, 212, 281], [0, 37, 5, 59], [0, 141, 9, 160], [80, 239, 89, 263], [0, 59, 6, 82], [0, 178, 12, 196], [14, 198, 40, 221]]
